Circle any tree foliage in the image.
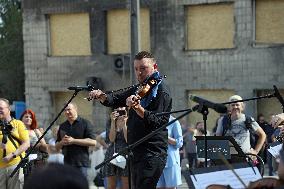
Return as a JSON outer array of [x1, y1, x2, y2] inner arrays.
[[0, 0, 24, 101]]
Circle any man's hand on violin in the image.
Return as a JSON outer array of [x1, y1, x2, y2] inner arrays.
[[88, 89, 106, 102], [126, 95, 145, 118], [126, 95, 140, 108]]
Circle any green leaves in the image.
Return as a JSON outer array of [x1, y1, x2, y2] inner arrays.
[[0, 0, 24, 101]]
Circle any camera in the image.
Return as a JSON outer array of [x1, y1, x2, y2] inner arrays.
[[0, 120, 13, 134], [0, 120, 13, 144], [117, 110, 126, 116]]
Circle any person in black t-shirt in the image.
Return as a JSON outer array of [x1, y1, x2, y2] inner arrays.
[[55, 102, 97, 178], [88, 51, 172, 189]]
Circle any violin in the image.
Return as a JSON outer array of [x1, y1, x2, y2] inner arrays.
[[132, 74, 163, 108], [247, 177, 284, 189], [206, 178, 284, 189], [135, 78, 159, 98]]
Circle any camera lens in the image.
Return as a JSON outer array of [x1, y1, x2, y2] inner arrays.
[[118, 110, 126, 116]]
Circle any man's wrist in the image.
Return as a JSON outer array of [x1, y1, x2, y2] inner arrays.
[[12, 152, 17, 158], [133, 104, 141, 110]]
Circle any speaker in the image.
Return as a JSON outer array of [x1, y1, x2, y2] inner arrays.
[[113, 54, 130, 72], [86, 77, 103, 90]]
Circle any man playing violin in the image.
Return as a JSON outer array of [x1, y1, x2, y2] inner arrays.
[[88, 51, 172, 189]]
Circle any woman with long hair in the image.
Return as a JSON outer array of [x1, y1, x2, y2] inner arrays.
[[20, 109, 48, 171]]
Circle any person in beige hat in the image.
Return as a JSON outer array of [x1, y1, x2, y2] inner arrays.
[[216, 95, 266, 156]]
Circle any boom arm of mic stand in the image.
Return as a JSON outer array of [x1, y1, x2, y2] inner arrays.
[[155, 108, 194, 116], [95, 108, 193, 170], [222, 93, 274, 105], [10, 90, 81, 178], [273, 85, 284, 113]]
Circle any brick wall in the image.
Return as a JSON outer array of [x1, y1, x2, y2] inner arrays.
[[22, 0, 284, 130]]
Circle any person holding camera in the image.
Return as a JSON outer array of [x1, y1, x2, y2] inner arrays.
[[104, 107, 128, 189], [0, 98, 30, 189]]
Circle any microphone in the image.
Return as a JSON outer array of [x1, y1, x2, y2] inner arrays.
[[189, 95, 227, 114], [273, 85, 284, 112], [67, 85, 94, 91]]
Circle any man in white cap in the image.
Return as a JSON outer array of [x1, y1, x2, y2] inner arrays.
[[216, 95, 266, 156]]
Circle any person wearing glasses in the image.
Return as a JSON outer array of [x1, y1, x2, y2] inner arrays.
[[0, 98, 30, 189]]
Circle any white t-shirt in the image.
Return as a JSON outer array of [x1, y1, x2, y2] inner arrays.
[[216, 114, 260, 153]]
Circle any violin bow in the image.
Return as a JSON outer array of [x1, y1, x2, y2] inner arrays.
[[218, 153, 248, 189]]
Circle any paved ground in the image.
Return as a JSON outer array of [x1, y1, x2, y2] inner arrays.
[[89, 173, 189, 189], [89, 160, 273, 189]]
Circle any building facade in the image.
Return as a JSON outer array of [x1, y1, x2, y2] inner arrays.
[[22, 0, 284, 131]]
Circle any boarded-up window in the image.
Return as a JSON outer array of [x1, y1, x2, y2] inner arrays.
[[107, 8, 150, 54], [188, 90, 234, 132], [255, 0, 284, 43], [256, 89, 284, 121], [49, 13, 91, 56], [186, 3, 234, 50], [52, 92, 93, 125]]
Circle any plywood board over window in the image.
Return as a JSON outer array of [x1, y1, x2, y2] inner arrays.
[[49, 13, 91, 56], [188, 90, 234, 133], [255, 0, 284, 43], [107, 8, 150, 54], [186, 3, 235, 50]]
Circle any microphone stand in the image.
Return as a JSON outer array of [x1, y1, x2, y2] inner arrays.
[[95, 108, 194, 189], [10, 89, 82, 178], [195, 103, 210, 167]]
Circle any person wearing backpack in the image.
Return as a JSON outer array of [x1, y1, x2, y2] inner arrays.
[[215, 95, 266, 160]]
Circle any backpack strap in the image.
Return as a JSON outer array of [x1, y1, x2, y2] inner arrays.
[[244, 115, 253, 130], [222, 114, 231, 136], [7, 134, 23, 159]]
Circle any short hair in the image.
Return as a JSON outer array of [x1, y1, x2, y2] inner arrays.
[[257, 113, 264, 120], [23, 163, 89, 189], [0, 98, 10, 106], [20, 109, 38, 130], [195, 121, 203, 127], [135, 51, 156, 63], [229, 95, 243, 102], [64, 102, 78, 111]]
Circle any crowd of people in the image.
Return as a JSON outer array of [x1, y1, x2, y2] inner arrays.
[[1, 50, 284, 189]]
